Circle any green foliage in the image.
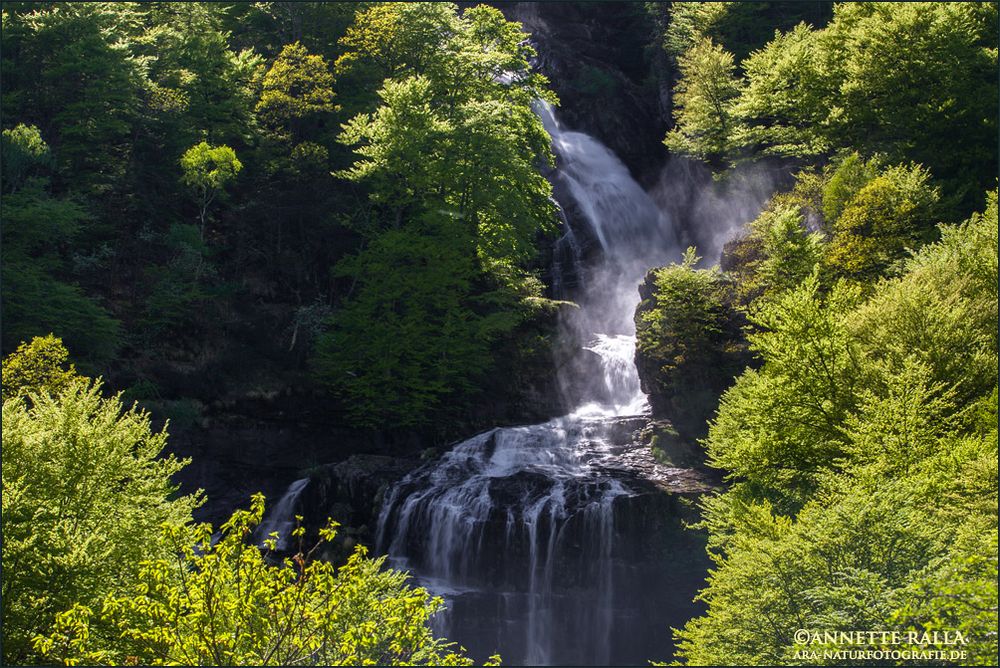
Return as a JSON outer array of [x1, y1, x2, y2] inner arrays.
[[256, 41, 337, 140], [660, 2, 833, 64], [638, 249, 729, 367], [317, 2, 557, 428], [664, 37, 740, 163], [748, 205, 825, 295], [730, 22, 836, 159], [674, 192, 999, 665], [334, 2, 460, 89], [180, 142, 243, 199], [726, 155, 946, 308], [1, 4, 143, 190], [1, 335, 78, 401], [724, 172, 830, 306], [849, 190, 998, 407], [662, 3, 730, 57], [179, 141, 242, 236], [337, 73, 554, 279], [1, 123, 50, 192], [705, 2, 834, 65], [668, 2, 997, 210], [35, 496, 486, 666], [1, 339, 482, 666], [708, 273, 864, 510], [891, 527, 999, 665], [819, 152, 880, 225], [635, 248, 748, 438], [334, 3, 556, 255], [131, 3, 263, 148], [823, 163, 940, 282], [315, 215, 531, 429], [1, 152, 121, 364], [1, 372, 202, 664], [3, 1, 562, 432]]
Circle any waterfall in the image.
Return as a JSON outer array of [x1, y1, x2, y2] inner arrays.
[[376, 104, 687, 665], [255, 477, 309, 552]]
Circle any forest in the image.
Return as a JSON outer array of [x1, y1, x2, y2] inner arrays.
[[2, 2, 997, 666]]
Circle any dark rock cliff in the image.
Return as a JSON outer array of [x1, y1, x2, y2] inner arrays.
[[492, 2, 672, 183]]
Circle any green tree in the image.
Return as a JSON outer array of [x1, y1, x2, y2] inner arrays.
[[0, 127, 120, 364], [1, 356, 201, 664], [635, 248, 748, 439], [315, 215, 530, 429], [1, 3, 143, 191], [658, 2, 833, 64], [706, 273, 864, 510], [251, 39, 342, 270], [333, 2, 461, 106], [257, 41, 337, 140], [731, 3, 996, 210], [131, 3, 263, 149], [660, 3, 730, 58], [179, 141, 243, 240], [338, 73, 554, 282], [819, 152, 880, 226], [730, 22, 836, 159], [823, 163, 940, 282], [0, 124, 50, 193], [664, 37, 740, 163], [317, 3, 557, 429], [747, 205, 825, 296], [36, 497, 487, 667], [1, 335, 78, 401]]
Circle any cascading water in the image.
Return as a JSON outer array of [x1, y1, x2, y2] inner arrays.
[[255, 477, 309, 551], [376, 104, 700, 665]]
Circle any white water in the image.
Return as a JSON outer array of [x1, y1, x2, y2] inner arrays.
[[376, 104, 685, 665], [254, 477, 309, 552]]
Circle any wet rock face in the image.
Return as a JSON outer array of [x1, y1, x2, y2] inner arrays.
[[635, 419, 707, 470]]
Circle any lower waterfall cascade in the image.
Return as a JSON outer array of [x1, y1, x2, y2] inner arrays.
[[373, 105, 714, 665]]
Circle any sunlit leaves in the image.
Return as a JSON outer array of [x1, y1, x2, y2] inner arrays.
[[666, 3, 998, 207], [179, 141, 242, 236], [664, 37, 740, 164], [674, 193, 999, 665], [36, 496, 479, 666], [319, 2, 556, 428], [1, 365, 201, 664], [256, 42, 336, 139]]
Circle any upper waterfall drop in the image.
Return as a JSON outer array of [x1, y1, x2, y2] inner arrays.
[[376, 104, 691, 665], [536, 100, 677, 272]]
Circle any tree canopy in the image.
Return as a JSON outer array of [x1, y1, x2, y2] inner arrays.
[[2, 337, 480, 665], [666, 2, 998, 214], [669, 191, 998, 665], [314, 2, 558, 429]]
